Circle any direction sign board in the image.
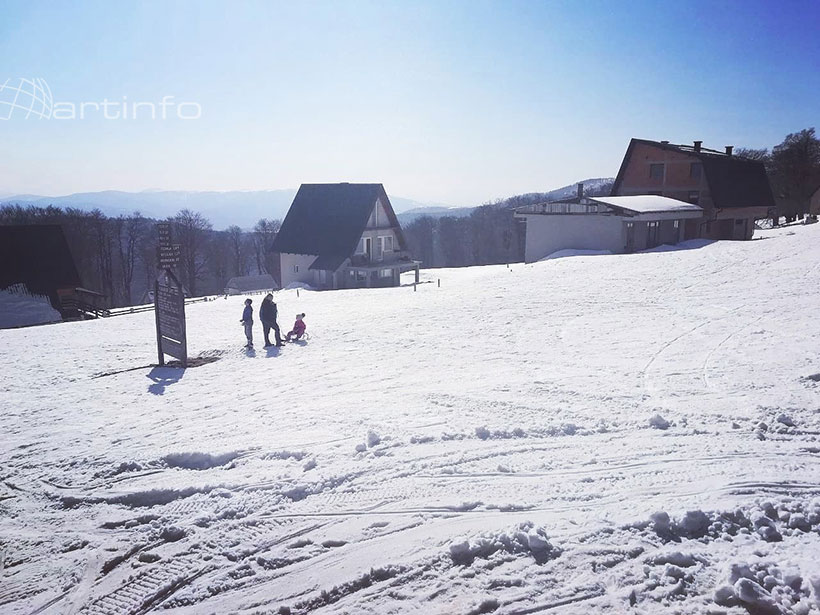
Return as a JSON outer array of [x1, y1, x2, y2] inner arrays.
[[157, 244, 181, 267], [154, 268, 187, 366], [156, 223, 180, 268], [157, 222, 173, 248]]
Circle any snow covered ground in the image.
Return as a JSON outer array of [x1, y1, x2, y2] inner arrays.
[[2, 223, 820, 615]]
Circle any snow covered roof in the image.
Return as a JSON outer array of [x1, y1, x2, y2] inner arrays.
[[589, 195, 703, 215]]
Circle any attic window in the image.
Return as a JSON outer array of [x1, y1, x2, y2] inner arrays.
[[649, 163, 664, 179], [690, 163, 702, 179], [688, 191, 699, 203]]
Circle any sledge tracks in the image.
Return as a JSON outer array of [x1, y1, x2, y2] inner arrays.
[[77, 555, 209, 615], [640, 306, 745, 407], [701, 310, 771, 389]]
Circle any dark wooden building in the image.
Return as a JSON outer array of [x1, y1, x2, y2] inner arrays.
[[0, 224, 104, 318]]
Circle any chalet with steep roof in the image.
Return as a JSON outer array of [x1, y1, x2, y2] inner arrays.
[[612, 139, 775, 240], [270, 183, 420, 290]]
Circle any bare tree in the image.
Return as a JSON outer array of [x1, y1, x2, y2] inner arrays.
[[113, 212, 147, 305], [206, 232, 230, 291], [88, 209, 115, 302], [735, 147, 770, 163], [226, 225, 250, 277], [252, 218, 281, 274], [172, 209, 212, 296], [769, 128, 820, 219]]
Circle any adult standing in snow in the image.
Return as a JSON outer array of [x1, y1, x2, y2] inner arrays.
[[240, 298, 254, 348], [260, 294, 283, 348]]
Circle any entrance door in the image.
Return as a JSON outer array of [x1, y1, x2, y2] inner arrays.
[[625, 222, 635, 252], [364, 237, 372, 261]]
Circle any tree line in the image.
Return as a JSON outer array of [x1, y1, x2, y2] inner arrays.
[[402, 181, 614, 269], [0, 205, 280, 307], [736, 127, 820, 221]]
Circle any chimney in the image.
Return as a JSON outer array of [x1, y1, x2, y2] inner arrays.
[[725, 145, 733, 156], [577, 182, 584, 200], [693, 140, 702, 152]]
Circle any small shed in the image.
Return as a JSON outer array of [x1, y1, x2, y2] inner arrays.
[[515, 192, 703, 263], [224, 274, 278, 295]]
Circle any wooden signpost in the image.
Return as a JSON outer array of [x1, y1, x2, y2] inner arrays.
[[154, 223, 187, 366]]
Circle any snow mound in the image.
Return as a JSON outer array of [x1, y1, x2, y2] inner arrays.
[[649, 413, 670, 430], [713, 561, 816, 613], [0, 284, 61, 328], [449, 522, 559, 565], [539, 249, 612, 261], [163, 451, 241, 470], [282, 282, 314, 291], [641, 239, 714, 253]]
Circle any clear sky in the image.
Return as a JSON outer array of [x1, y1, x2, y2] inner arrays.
[[1, 0, 818, 205]]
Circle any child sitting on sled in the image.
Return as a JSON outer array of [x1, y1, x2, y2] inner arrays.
[[285, 313, 306, 341]]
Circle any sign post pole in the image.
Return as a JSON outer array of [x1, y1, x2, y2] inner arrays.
[[154, 278, 164, 366]]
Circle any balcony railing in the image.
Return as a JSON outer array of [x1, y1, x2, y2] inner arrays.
[[516, 202, 609, 215], [349, 251, 413, 267]]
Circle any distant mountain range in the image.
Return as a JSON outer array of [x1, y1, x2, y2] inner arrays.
[[1, 178, 614, 229]]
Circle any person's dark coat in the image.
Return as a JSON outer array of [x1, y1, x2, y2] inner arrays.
[[260, 299, 277, 324]]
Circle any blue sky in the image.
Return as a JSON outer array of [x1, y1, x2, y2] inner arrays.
[[1, 0, 818, 205]]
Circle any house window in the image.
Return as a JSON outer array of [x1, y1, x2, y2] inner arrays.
[[690, 162, 702, 179], [379, 269, 392, 278], [649, 163, 664, 179], [383, 235, 394, 252], [293, 265, 299, 273], [688, 191, 699, 203], [673, 220, 680, 229]]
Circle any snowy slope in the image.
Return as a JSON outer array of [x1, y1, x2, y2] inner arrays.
[[1, 224, 820, 614]]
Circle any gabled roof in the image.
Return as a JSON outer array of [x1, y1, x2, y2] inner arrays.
[[0, 225, 82, 294], [612, 138, 776, 210], [270, 183, 408, 271], [589, 195, 702, 215]]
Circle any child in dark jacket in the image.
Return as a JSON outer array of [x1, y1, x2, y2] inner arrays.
[[285, 313, 306, 341], [240, 298, 254, 347]]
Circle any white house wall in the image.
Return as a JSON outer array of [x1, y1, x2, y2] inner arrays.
[[279, 253, 319, 288], [521, 215, 625, 263], [356, 199, 401, 261], [367, 198, 390, 229]]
